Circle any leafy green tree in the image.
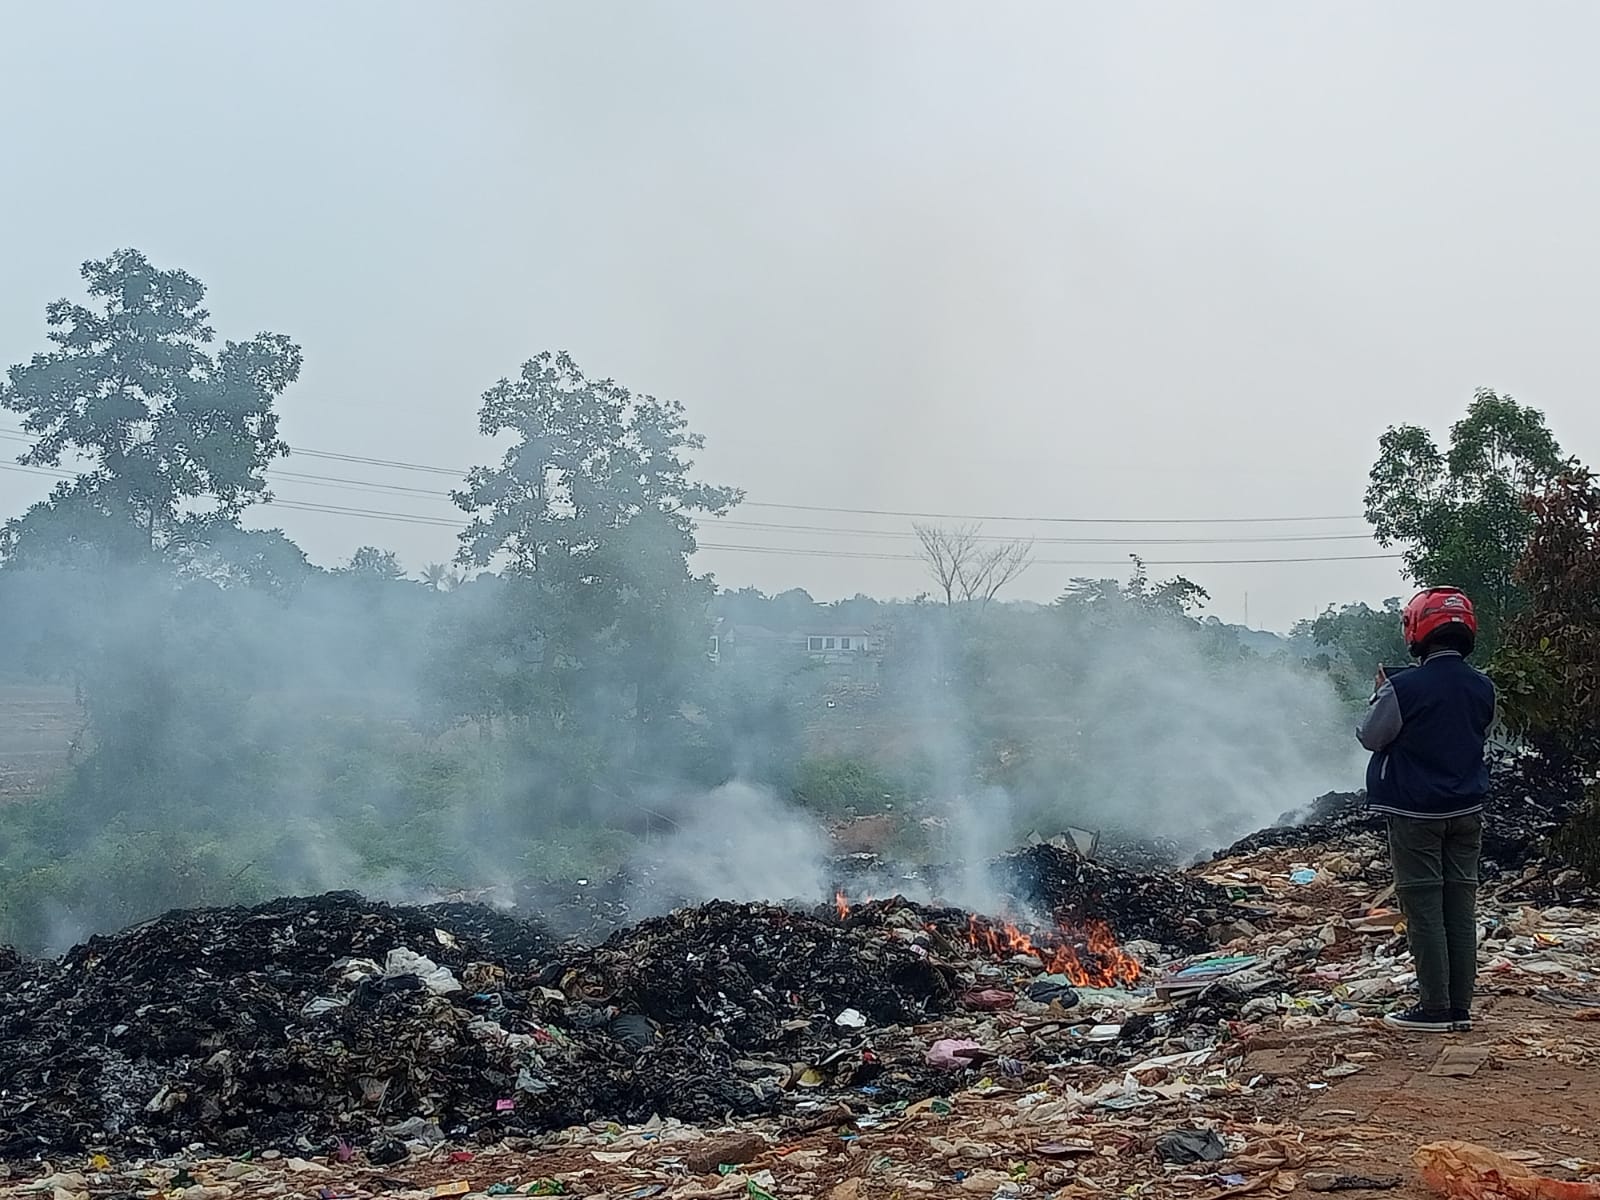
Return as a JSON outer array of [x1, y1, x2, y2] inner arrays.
[[0, 249, 301, 565], [1365, 389, 1563, 656], [1492, 466, 1600, 878], [341, 545, 406, 581], [453, 350, 739, 571], [1493, 465, 1600, 760], [1294, 599, 1409, 674], [1057, 557, 1209, 620], [442, 351, 740, 782]]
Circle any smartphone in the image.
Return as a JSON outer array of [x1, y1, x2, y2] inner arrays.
[[1378, 664, 1415, 682]]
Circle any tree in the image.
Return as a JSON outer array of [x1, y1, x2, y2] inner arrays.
[[1493, 465, 1600, 878], [342, 546, 406, 581], [1365, 389, 1564, 656], [442, 351, 740, 769], [1493, 465, 1600, 761], [1, 250, 301, 565], [453, 350, 739, 572], [1059, 557, 1209, 620], [912, 522, 1035, 606], [1293, 599, 1410, 675], [420, 562, 451, 591]]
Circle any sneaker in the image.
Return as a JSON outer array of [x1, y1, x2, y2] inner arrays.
[[1449, 1008, 1473, 1031], [1383, 1005, 1454, 1032]]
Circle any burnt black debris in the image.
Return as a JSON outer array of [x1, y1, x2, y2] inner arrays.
[[0, 894, 956, 1158], [0, 892, 561, 1156], [569, 900, 956, 1044], [1211, 750, 1590, 884], [990, 844, 1234, 953], [1212, 791, 1372, 859]]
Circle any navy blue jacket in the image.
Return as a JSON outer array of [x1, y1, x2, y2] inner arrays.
[[1357, 651, 1496, 819]]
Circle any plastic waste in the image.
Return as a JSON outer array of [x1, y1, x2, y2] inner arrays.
[[1291, 868, 1318, 885], [834, 1007, 867, 1028], [925, 1038, 987, 1070], [608, 1012, 657, 1050], [384, 948, 463, 995], [1154, 1128, 1228, 1164], [1025, 976, 1081, 1007], [961, 988, 1016, 1011], [385, 1115, 447, 1145], [1415, 1140, 1600, 1199]]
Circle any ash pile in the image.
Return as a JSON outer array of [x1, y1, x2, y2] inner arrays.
[[0, 893, 956, 1159]]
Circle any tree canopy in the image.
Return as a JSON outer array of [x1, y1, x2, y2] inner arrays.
[[1365, 388, 1564, 656], [0, 250, 301, 565]]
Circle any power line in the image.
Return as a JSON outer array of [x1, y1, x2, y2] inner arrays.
[[0, 460, 1399, 568], [695, 542, 1401, 567], [1, 425, 1369, 528], [710, 518, 1378, 546]]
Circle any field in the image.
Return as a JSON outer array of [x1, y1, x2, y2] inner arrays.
[[0, 683, 80, 801]]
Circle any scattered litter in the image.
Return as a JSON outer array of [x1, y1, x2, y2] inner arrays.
[[1154, 1128, 1228, 1164], [1430, 1045, 1493, 1078], [1024, 976, 1080, 1007], [926, 1039, 988, 1071], [1035, 1141, 1095, 1158], [1305, 1171, 1402, 1192], [1156, 956, 1259, 1000], [1416, 1140, 1600, 1199]]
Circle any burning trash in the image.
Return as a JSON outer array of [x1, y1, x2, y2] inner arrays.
[[961, 914, 1142, 988]]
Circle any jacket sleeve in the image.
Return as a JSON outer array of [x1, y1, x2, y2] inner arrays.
[[1357, 681, 1402, 751]]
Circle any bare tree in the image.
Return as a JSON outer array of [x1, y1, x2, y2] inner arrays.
[[914, 522, 976, 605], [967, 536, 1035, 605], [912, 522, 1034, 606]]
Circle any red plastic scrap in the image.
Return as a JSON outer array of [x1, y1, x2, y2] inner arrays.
[[1416, 1141, 1600, 1200]]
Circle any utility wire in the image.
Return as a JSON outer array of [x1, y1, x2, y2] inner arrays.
[[0, 461, 1398, 568], [1, 425, 1367, 528]]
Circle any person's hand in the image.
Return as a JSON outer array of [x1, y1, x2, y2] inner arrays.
[[1374, 666, 1387, 691]]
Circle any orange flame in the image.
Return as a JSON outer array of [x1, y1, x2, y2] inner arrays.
[[965, 914, 1141, 988], [835, 891, 850, 919]]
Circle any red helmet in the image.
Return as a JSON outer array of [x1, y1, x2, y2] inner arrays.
[[1402, 587, 1477, 651]]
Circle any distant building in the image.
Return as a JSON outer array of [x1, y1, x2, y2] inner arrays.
[[712, 621, 795, 662], [802, 630, 881, 664], [710, 621, 883, 675]]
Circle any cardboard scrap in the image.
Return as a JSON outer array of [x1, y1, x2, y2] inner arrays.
[[1429, 1045, 1492, 1078]]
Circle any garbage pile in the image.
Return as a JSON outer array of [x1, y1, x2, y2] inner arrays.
[[4, 755, 1598, 1175], [0, 892, 966, 1158], [989, 843, 1234, 953], [1214, 750, 1592, 891]]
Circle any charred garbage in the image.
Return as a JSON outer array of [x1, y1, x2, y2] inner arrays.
[[0, 753, 1588, 1165], [0, 832, 1250, 1161], [0, 893, 965, 1157], [1213, 749, 1593, 896]]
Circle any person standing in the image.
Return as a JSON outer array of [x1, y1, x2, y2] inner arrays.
[[1357, 587, 1496, 1032]]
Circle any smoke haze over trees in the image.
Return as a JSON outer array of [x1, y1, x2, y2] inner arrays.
[[0, 251, 1590, 954]]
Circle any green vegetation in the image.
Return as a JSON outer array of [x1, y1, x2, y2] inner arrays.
[[1365, 389, 1565, 658]]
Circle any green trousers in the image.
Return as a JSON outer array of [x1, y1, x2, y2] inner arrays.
[[1387, 813, 1483, 1012]]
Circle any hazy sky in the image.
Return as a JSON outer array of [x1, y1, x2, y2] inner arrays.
[[5, 1, 1600, 630]]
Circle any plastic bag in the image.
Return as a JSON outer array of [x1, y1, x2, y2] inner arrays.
[[1415, 1141, 1600, 1200]]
